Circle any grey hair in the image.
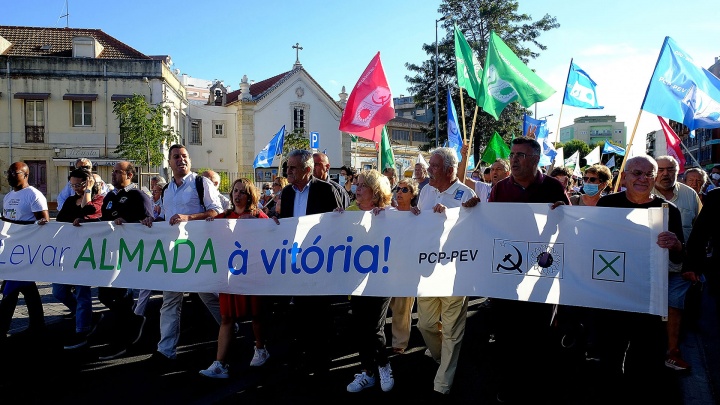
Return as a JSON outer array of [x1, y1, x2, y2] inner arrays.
[[431, 147, 459, 171], [288, 149, 314, 171], [655, 155, 679, 171], [625, 155, 658, 172]]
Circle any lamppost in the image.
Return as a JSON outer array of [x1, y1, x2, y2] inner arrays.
[[435, 15, 450, 148]]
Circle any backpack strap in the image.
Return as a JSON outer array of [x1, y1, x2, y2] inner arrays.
[[160, 176, 206, 211]]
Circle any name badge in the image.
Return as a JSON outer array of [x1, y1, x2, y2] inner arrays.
[[454, 189, 465, 200]]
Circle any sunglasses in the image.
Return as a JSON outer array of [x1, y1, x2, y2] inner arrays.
[[398, 187, 410, 193], [582, 176, 599, 183]]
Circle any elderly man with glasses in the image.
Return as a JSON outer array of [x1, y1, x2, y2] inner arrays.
[[595, 156, 686, 385]]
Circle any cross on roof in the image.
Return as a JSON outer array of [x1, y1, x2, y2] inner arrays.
[[292, 42, 303, 67]]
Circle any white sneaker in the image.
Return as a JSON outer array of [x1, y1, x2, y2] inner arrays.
[[199, 360, 229, 379], [250, 347, 269, 367], [378, 363, 394, 392], [347, 371, 376, 392]]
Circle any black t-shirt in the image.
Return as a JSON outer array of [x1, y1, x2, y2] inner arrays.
[[597, 191, 684, 264]]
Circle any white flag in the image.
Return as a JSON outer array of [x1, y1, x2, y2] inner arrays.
[[584, 146, 601, 166], [605, 155, 616, 168], [554, 147, 565, 167], [416, 153, 429, 168], [564, 151, 582, 178]]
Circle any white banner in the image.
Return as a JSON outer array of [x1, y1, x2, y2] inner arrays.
[[0, 203, 668, 315]]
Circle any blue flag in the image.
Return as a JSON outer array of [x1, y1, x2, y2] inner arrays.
[[447, 88, 463, 162], [253, 125, 286, 169], [523, 114, 553, 166], [641, 37, 720, 131], [466, 153, 475, 170], [563, 60, 603, 109], [602, 140, 626, 156], [522, 114, 549, 139]]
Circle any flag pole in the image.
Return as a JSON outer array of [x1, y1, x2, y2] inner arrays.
[[613, 109, 644, 192], [554, 105, 565, 145], [680, 139, 702, 168], [459, 88, 467, 144], [555, 59, 574, 145]]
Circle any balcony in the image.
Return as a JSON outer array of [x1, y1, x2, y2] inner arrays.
[[25, 125, 44, 143]]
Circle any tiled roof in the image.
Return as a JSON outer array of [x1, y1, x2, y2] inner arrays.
[[226, 70, 294, 104], [226, 67, 340, 109], [0, 26, 149, 59]]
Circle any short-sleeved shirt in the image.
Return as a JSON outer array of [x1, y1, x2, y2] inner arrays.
[[161, 172, 222, 219], [2, 186, 48, 223], [489, 171, 570, 204], [417, 180, 476, 210]]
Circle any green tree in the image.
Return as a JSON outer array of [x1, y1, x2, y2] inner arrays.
[[113, 94, 178, 185], [405, 0, 559, 159], [282, 128, 310, 158]]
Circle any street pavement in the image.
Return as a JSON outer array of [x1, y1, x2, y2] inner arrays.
[[1, 283, 719, 404]]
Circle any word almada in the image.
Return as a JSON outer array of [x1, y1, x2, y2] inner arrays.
[[0, 236, 394, 276]]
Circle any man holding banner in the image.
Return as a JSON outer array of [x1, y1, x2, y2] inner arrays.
[[486, 137, 569, 403], [141, 144, 223, 366], [411, 147, 476, 396], [277, 149, 347, 377], [596, 156, 685, 383]]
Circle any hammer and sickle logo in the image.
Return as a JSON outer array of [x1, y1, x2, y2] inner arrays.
[[496, 245, 523, 273]]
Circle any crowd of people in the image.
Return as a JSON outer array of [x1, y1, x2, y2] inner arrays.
[[2, 139, 720, 401]]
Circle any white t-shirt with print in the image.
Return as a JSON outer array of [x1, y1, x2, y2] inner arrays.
[[2, 186, 48, 222]]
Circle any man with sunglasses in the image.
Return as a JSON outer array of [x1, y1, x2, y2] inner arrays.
[[596, 155, 685, 379], [57, 158, 93, 211], [0, 162, 49, 340]]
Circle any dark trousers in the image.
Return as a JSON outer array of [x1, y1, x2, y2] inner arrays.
[[291, 295, 336, 373], [351, 296, 391, 372], [98, 287, 135, 341], [0, 281, 45, 336]]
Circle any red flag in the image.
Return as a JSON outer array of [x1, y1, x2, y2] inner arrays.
[[657, 116, 686, 173], [339, 52, 395, 143]]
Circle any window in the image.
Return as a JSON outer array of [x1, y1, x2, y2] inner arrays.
[[72, 101, 92, 126], [190, 119, 202, 145], [25, 100, 44, 143], [392, 129, 410, 141], [293, 106, 305, 130], [413, 131, 429, 143], [212, 121, 226, 138]]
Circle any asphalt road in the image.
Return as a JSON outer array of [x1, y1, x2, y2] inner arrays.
[[1, 285, 718, 404]]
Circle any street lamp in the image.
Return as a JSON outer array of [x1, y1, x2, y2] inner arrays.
[[538, 113, 553, 121], [435, 14, 450, 148]]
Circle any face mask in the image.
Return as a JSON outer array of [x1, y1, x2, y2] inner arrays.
[[264, 189, 272, 196], [471, 175, 480, 181], [338, 175, 346, 186], [350, 185, 357, 194], [583, 183, 600, 196]]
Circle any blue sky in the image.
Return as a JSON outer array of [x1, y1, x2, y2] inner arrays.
[[4, 0, 719, 149]]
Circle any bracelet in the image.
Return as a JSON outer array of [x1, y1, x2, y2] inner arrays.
[[85, 190, 92, 194]]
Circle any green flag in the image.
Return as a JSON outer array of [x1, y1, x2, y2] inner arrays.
[[454, 24, 483, 101], [480, 132, 510, 164], [480, 31, 556, 120], [379, 126, 395, 171]]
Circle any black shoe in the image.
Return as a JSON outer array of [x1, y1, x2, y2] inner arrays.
[[63, 332, 88, 350], [98, 342, 128, 361], [148, 351, 176, 372], [128, 314, 146, 345]]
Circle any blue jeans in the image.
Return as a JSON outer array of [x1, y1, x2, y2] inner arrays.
[[52, 284, 92, 333]]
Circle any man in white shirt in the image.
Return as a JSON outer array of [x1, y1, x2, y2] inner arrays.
[[411, 147, 476, 396], [201, 170, 231, 211], [0, 162, 49, 339], [142, 145, 223, 365]]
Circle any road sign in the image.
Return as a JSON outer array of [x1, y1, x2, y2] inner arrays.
[[310, 131, 320, 149]]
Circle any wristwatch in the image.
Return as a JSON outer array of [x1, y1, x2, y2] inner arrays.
[[85, 190, 92, 194]]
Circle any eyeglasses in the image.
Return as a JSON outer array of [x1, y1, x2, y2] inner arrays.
[[78, 166, 91, 170], [627, 170, 656, 179], [398, 187, 410, 193], [508, 152, 537, 160], [112, 170, 127, 175], [70, 182, 87, 189], [582, 176, 599, 183], [7, 171, 25, 177]]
